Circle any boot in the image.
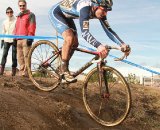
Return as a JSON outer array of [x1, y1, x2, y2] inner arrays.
[[12, 67, 16, 76], [0, 65, 4, 75]]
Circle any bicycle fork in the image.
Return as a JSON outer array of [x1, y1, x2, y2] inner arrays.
[[98, 62, 110, 100], [97, 62, 110, 116]]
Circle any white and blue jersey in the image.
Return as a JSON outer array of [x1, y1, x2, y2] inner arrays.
[[49, 0, 124, 48]]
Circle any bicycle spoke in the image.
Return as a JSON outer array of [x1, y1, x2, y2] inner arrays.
[[45, 44, 48, 60], [28, 40, 62, 91], [36, 45, 43, 61], [32, 56, 42, 62], [40, 44, 44, 61]]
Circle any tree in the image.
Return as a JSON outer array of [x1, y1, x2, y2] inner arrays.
[[127, 73, 140, 84]]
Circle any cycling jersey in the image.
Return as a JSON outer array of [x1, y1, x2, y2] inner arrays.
[[49, 0, 124, 48]]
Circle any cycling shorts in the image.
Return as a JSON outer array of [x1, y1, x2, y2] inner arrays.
[[49, 4, 77, 35]]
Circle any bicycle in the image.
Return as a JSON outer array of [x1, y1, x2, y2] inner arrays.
[[27, 40, 131, 127]]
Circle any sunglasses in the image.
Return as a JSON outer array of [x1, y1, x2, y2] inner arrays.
[[19, 4, 26, 7], [6, 11, 13, 14]]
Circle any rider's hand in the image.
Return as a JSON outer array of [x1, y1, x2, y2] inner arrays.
[[120, 43, 131, 57], [97, 45, 109, 58]]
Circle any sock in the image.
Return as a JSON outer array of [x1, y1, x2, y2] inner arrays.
[[61, 60, 69, 72]]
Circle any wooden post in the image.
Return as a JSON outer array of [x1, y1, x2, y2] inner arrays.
[[56, 31, 58, 47], [55, 30, 61, 68], [151, 73, 153, 87]]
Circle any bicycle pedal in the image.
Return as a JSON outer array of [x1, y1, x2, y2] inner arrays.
[[60, 79, 69, 89], [61, 79, 68, 84]]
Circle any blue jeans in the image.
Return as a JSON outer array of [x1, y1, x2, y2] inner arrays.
[[1, 42, 17, 68]]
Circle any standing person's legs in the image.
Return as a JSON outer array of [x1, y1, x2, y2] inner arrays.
[[22, 39, 31, 76], [1, 42, 11, 66], [17, 40, 25, 76], [0, 42, 11, 75], [12, 41, 17, 76]]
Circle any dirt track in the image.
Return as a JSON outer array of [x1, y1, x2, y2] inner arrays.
[[0, 76, 160, 130]]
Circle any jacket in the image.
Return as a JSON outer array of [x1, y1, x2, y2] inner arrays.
[[14, 10, 36, 37], [2, 16, 16, 43]]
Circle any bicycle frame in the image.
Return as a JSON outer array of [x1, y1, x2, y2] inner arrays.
[[41, 47, 105, 78], [72, 47, 102, 77]]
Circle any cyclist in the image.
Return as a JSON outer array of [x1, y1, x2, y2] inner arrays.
[[49, 0, 131, 82]]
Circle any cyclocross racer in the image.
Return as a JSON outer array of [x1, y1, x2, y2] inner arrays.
[[49, 0, 130, 82]]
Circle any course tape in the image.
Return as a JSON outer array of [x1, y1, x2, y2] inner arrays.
[[0, 34, 63, 40], [0, 34, 159, 75], [109, 55, 160, 75], [79, 44, 160, 75]]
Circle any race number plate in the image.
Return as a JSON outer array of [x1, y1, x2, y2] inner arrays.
[[60, 0, 76, 10]]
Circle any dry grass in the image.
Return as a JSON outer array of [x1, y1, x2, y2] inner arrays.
[[126, 84, 160, 130]]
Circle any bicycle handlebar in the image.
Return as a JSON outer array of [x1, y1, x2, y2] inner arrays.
[[106, 46, 127, 61], [92, 46, 128, 63]]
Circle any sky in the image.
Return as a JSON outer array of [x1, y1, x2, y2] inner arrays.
[[0, 0, 160, 77]]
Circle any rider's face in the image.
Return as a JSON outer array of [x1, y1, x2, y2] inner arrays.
[[95, 7, 107, 19]]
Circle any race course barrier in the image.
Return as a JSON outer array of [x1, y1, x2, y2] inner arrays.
[[0, 34, 63, 40], [0, 34, 160, 75]]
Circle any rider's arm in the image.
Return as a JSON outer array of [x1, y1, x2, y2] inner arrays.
[[100, 18, 131, 56], [99, 17, 124, 46], [79, 6, 101, 48]]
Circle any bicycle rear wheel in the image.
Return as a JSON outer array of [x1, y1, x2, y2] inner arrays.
[[83, 66, 131, 126], [27, 40, 61, 91]]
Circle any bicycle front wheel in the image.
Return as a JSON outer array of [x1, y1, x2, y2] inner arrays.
[[83, 66, 131, 126], [27, 40, 61, 91]]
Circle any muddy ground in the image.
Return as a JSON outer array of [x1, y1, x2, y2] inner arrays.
[[0, 76, 160, 130]]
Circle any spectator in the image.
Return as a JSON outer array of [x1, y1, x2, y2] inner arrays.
[[0, 7, 17, 76], [14, 0, 36, 77]]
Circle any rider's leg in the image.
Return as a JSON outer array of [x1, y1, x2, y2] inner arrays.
[[61, 29, 77, 82], [61, 29, 75, 72], [49, 6, 77, 82], [69, 32, 79, 59]]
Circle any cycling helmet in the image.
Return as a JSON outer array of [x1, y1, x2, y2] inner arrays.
[[92, 0, 113, 10]]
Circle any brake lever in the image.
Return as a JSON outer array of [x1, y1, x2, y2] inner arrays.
[[92, 52, 102, 63], [92, 58, 102, 63]]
